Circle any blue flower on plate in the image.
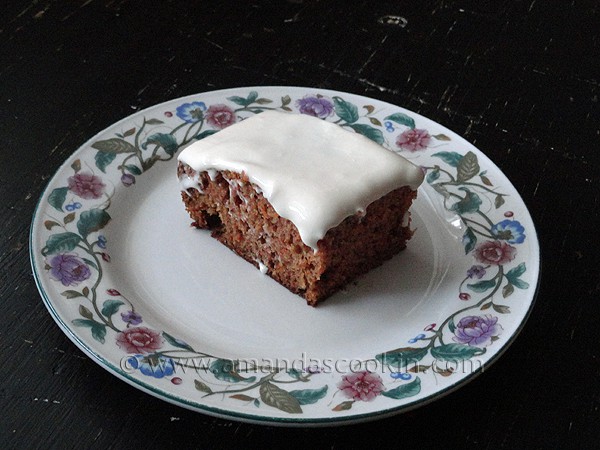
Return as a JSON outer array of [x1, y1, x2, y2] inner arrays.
[[127, 354, 175, 378], [390, 372, 412, 380], [491, 219, 526, 244], [97, 235, 107, 249], [176, 102, 207, 123]]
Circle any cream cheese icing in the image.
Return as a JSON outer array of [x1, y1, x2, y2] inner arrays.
[[178, 110, 424, 250]]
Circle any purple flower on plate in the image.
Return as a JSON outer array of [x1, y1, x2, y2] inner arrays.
[[296, 95, 334, 118], [121, 310, 143, 326], [453, 314, 502, 347], [121, 173, 136, 187], [176, 101, 207, 123], [467, 265, 486, 279], [48, 253, 91, 286], [491, 219, 526, 244]]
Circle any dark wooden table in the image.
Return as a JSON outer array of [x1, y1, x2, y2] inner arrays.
[[2, 0, 599, 448]]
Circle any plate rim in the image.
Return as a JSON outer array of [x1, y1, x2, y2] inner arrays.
[[29, 85, 541, 426]]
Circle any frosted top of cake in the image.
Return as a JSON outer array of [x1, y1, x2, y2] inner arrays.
[[178, 110, 424, 250]]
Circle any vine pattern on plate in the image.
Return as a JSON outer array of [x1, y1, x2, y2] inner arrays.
[[39, 90, 530, 415]]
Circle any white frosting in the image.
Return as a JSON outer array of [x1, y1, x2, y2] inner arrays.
[[178, 111, 424, 250]]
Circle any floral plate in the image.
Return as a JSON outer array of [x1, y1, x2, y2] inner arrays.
[[30, 86, 539, 426]]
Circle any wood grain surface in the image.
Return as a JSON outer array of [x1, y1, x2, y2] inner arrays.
[[1, 0, 599, 448]]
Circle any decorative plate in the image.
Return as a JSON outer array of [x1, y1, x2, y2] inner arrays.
[[30, 87, 539, 426]]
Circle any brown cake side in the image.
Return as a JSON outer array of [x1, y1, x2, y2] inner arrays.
[[178, 162, 418, 306]]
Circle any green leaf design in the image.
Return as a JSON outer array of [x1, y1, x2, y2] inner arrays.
[[506, 262, 526, 280], [101, 299, 124, 318], [71, 318, 105, 343], [449, 188, 482, 214], [72, 318, 94, 327], [209, 359, 255, 383], [145, 118, 164, 125], [431, 183, 450, 198], [42, 232, 82, 256], [63, 212, 76, 224], [195, 130, 219, 140], [333, 96, 359, 123], [71, 159, 81, 172], [332, 400, 354, 411], [259, 382, 302, 414], [194, 379, 212, 394], [369, 117, 382, 126], [430, 344, 485, 362], [383, 112, 415, 129], [124, 164, 142, 175], [495, 194, 506, 209], [288, 385, 328, 405], [91, 138, 136, 154], [347, 123, 385, 144], [433, 133, 451, 141], [502, 282, 515, 298], [79, 304, 93, 320], [162, 331, 194, 352], [255, 98, 273, 105], [227, 95, 248, 106], [287, 368, 309, 382], [91, 323, 107, 343], [426, 168, 440, 184], [61, 290, 83, 299], [448, 317, 456, 333], [376, 347, 428, 369], [48, 187, 68, 212], [493, 304, 510, 314], [432, 151, 463, 167], [230, 394, 255, 401], [227, 91, 258, 107], [246, 91, 258, 104], [506, 263, 529, 289], [480, 174, 493, 186], [281, 95, 291, 106], [95, 151, 117, 173], [467, 279, 497, 292], [511, 278, 529, 289], [82, 257, 98, 271], [363, 105, 375, 114], [44, 220, 60, 230], [143, 133, 178, 156], [77, 208, 111, 238], [456, 151, 480, 182], [462, 227, 477, 254], [382, 377, 421, 400]]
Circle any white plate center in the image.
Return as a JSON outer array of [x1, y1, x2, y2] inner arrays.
[[107, 161, 462, 363]]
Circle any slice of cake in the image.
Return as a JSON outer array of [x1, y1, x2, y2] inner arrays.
[[177, 110, 424, 305]]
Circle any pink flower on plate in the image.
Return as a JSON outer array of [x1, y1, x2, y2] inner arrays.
[[337, 370, 384, 402], [116, 327, 163, 354], [205, 104, 236, 129], [474, 240, 517, 266], [67, 171, 105, 199], [396, 128, 431, 152]]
